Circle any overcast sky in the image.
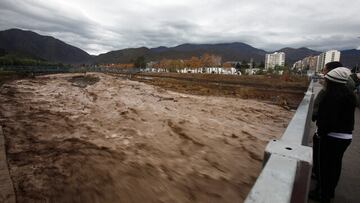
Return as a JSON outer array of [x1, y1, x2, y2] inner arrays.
[[0, 0, 359, 55]]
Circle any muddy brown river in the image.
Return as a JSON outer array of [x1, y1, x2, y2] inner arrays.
[[0, 73, 293, 203]]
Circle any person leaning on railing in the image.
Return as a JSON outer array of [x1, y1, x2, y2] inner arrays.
[[311, 62, 344, 186], [310, 67, 358, 203], [311, 62, 360, 182]]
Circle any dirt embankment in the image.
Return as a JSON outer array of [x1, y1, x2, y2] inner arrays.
[[132, 72, 308, 109], [0, 73, 294, 203]]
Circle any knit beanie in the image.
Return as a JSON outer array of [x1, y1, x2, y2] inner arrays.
[[325, 67, 351, 84]]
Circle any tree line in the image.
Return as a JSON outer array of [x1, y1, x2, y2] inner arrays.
[[0, 53, 63, 66], [132, 53, 267, 72]]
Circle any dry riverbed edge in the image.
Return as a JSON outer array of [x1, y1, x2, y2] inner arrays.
[[0, 73, 294, 203]]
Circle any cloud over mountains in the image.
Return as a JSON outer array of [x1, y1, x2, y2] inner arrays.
[[1, 0, 359, 54]]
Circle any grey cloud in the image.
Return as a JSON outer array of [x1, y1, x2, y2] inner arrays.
[[0, 0, 103, 52], [0, 0, 359, 54], [0, 0, 97, 37]]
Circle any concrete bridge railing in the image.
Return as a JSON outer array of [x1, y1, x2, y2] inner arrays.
[[245, 80, 315, 203]]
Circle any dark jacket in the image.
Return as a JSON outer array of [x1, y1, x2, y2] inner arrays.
[[312, 75, 360, 122], [316, 83, 357, 136]]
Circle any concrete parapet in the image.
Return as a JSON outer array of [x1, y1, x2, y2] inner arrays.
[[245, 80, 315, 203]]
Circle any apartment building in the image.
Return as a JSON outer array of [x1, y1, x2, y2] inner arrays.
[[292, 49, 341, 73], [316, 50, 341, 72], [292, 56, 318, 71], [265, 52, 285, 70]]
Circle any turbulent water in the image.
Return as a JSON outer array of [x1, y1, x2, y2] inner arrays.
[[0, 73, 293, 203]]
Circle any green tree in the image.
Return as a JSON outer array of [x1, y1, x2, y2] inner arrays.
[[0, 49, 7, 57], [266, 68, 275, 75], [256, 69, 264, 75], [240, 60, 249, 74], [257, 61, 265, 69], [134, 56, 146, 69], [240, 60, 249, 69], [235, 62, 241, 71]]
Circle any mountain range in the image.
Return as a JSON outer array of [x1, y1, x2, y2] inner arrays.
[[95, 42, 268, 64], [0, 28, 359, 67], [0, 29, 91, 64]]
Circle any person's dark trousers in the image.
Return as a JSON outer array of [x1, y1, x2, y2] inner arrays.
[[319, 135, 351, 201], [312, 132, 320, 180]]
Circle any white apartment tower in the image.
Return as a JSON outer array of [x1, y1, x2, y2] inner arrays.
[[316, 50, 341, 72], [265, 52, 285, 70]]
